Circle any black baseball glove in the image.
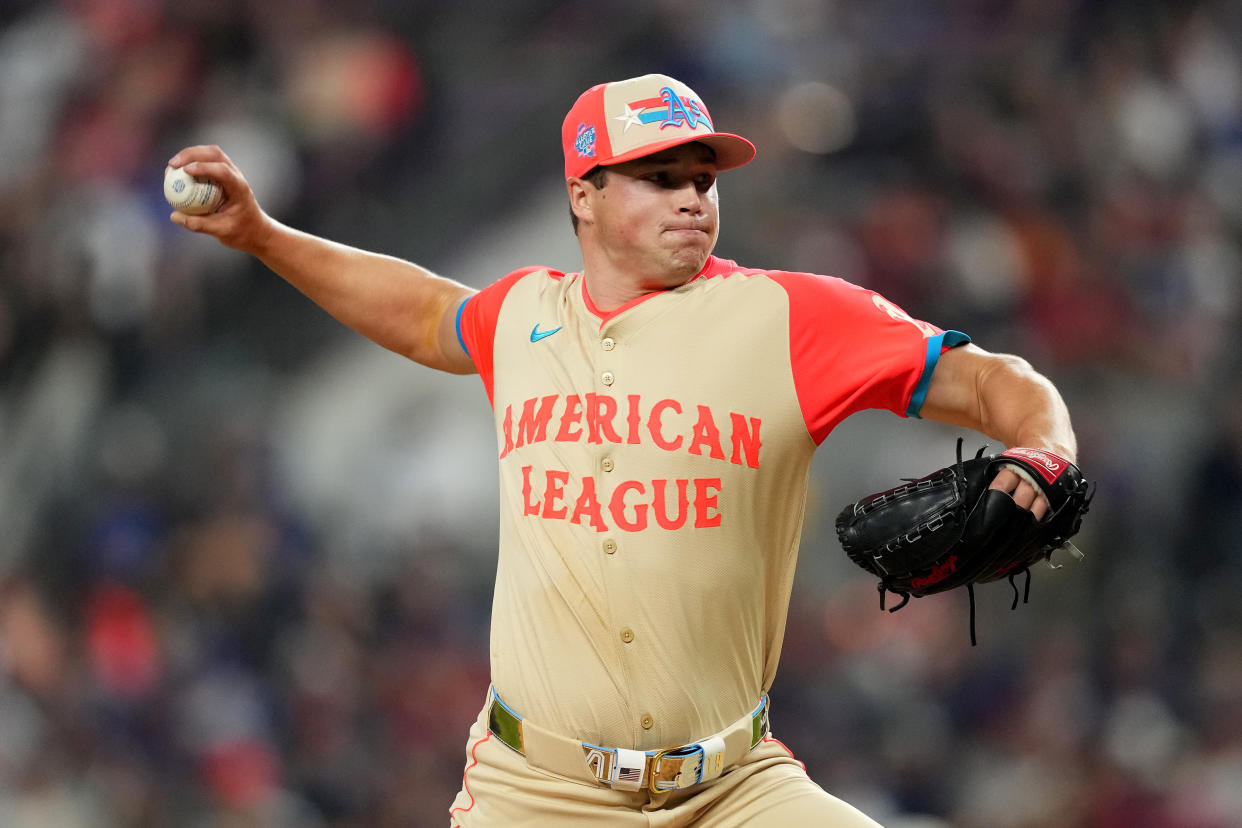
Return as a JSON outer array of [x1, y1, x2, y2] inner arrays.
[[835, 439, 1092, 644]]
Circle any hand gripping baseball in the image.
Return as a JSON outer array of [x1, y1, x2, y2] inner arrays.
[[834, 438, 1093, 644], [165, 145, 273, 254]]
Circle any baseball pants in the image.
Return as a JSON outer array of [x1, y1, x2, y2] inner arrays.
[[448, 702, 882, 827]]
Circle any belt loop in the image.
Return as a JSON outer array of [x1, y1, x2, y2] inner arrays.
[[487, 688, 526, 755], [612, 748, 647, 792], [697, 735, 727, 783], [751, 694, 770, 747]]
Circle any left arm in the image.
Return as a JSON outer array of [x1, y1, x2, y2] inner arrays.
[[919, 343, 1076, 518]]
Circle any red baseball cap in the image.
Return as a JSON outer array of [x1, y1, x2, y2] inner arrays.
[[562, 74, 756, 179]]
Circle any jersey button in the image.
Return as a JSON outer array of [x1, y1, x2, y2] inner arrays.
[[601, 371, 615, 386], [602, 539, 617, 555], [601, 457, 615, 472], [601, 337, 615, 351], [620, 628, 635, 644], [640, 714, 654, 730]]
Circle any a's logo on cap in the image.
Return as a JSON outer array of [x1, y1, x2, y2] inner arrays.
[[657, 86, 710, 130], [575, 122, 597, 158], [613, 86, 713, 133]]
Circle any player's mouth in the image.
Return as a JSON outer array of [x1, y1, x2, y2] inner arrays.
[[663, 223, 711, 236]]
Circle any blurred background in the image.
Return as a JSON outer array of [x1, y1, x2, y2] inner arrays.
[[1, 0, 1240, 825]]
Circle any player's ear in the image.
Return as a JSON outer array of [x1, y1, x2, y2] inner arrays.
[[566, 177, 595, 227]]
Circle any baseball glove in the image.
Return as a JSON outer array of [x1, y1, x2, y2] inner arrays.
[[835, 439, 1092, 644]]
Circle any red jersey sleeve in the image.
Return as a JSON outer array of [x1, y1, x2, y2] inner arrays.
[[456, 266, 543, 406], [766, 270, 969, 445]]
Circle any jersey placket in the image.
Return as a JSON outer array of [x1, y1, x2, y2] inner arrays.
[[581, 286, 736, 747], [587, 316, 656, 741]]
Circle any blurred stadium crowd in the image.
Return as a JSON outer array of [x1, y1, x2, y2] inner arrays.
[[1, 0, 1241, 826]]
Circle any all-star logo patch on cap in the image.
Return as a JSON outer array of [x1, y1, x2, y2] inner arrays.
[[561, 74, 756, 179]]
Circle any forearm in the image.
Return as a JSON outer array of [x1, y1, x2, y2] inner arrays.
[[973, 354, 1077, 461], [923, 346, 1077, 460], [166, 145, 476, 374], [252, 220, 474, 371]]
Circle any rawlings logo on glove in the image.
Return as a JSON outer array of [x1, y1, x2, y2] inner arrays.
[[999, 447, 1063, 483], [835, 439, 1093, 645]]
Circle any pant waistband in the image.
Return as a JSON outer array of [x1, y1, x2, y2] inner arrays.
[[486, 688, 770, 794]]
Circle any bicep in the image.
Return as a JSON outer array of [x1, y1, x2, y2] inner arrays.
[[434, 285, 479, 375]]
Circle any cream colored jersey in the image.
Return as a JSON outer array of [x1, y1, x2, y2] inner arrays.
[[456, 255, 967, 752]]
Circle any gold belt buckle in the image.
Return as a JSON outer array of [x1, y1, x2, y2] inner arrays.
[[647, 747, 674, 794], [648, 745, 702, 793]]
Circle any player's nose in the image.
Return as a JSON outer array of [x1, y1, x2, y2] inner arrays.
[[674, 181, 705, 213]]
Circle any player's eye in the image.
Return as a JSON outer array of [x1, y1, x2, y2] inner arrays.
[[694, 174, 715, 192]]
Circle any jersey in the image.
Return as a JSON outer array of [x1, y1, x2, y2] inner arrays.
[[455, 254, 968, 752]]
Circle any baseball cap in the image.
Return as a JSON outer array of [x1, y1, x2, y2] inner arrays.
[[562, 74, 756, 179]]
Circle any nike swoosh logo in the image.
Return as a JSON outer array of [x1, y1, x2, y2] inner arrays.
[[530, 323, 563, 342]]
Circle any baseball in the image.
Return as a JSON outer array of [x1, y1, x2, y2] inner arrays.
[[163, 165, 224, 215]]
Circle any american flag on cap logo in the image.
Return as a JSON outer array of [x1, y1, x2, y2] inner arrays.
[[614, 86, 712, 133]]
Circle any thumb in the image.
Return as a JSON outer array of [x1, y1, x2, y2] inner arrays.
[[169, 210, 213, 235]]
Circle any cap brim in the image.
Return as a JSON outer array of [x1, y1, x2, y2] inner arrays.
[[599, 132, 756, 172]]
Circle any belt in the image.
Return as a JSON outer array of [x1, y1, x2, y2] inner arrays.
[[486, 688, 770, 794]]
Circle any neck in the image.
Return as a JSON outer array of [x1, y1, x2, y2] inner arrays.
[[581, 269, 650, 314], [579, 253, 709, 314]]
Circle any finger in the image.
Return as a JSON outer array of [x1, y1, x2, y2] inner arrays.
[[1010, 481, 1039, 511], [170, 210, 222, 235], [181, 159, 250, 205], [168, 144, 232, 169], [989, 470, 1050, 520], [170, 211, 205, 232], [180, 159, 235, 180], [1011, 482, 1051, 520], [988, 468, 1019, 493], [179, 160, 242, 194]]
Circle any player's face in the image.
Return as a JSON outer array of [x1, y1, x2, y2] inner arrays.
[[589, 143, 721, 287]]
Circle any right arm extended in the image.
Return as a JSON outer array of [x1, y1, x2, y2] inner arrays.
[[167, 145, 477, 375]]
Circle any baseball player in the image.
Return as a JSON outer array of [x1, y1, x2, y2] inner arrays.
[[169, 73, 1076, 826]]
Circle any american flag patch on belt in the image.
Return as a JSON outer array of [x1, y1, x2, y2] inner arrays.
[[611, 748, 647, 791], [617, 764, 643, 783]]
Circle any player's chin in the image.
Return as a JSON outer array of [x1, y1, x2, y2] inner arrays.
[[664, 236, 713, 269], [665, 248, 711, 279]]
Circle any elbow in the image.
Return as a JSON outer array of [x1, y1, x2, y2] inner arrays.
[[975, 352, 1050, 404], [979, 352, 1037, 381], [979, 353, 1075, 456]]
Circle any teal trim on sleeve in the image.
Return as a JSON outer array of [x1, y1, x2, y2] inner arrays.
[[906, 330, 971, 418], [455, 296, 471, 359]]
